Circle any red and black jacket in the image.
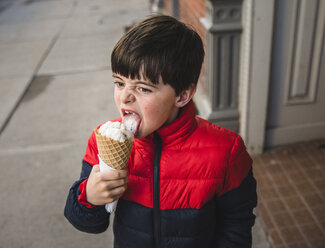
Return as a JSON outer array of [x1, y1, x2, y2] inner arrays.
[[64, 101, 257, 248]]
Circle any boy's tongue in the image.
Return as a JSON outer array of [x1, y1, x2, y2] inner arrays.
[[122, 114, 140, 135]]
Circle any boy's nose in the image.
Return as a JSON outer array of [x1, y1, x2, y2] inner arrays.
[[120, 88, 135, 104]]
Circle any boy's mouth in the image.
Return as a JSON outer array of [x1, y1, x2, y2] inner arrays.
[[121, 109, 141, 136]]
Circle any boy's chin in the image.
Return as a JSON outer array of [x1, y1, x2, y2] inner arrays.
[[133, 130, 149, 139], [134, 132, 143, 139]]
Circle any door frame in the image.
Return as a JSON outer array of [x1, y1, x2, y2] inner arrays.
[[240, 0, 275, 155]]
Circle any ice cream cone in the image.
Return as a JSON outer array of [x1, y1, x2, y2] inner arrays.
[[95, 129, 133, 170]]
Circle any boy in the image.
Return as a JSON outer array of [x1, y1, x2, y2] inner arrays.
[[65, 15, 257, 248]]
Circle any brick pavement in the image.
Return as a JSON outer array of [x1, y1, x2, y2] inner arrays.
[[253, 139, 325, 248]]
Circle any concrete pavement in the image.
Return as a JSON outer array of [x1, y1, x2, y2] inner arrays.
[[0, 1, 148, 247], [0, 0, 271, 247]]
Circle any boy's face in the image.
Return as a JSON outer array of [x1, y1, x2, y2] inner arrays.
[[113, 73, 180, 139]]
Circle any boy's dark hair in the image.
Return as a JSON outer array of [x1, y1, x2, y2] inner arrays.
[[111, 14, 205, 95]]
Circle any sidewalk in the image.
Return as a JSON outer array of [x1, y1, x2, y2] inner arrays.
[[254, 139, 325, 248], [0, 1, 149, 247], [0, 0, 271, 247]]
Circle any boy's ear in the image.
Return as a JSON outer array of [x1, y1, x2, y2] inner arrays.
[[175, 84, 197, 108]]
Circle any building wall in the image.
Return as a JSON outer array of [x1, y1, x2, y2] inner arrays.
[[179, 0, 207, 92], [164, 0, 207, 92], [163, 1, 246, 135]]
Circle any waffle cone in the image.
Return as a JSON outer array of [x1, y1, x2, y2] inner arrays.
[[95, 129, 133, 170]]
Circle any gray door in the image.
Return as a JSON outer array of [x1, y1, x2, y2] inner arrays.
[[265, 0, 325, 148]]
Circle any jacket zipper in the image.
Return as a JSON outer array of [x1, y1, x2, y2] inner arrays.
[[153, 132, 162, 248]]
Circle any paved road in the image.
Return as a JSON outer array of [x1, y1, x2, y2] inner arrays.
[[0, 0, 272, 247]]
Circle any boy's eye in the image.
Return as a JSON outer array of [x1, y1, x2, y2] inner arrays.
[[114, 81, 124, 88], [137, 87, 152, 93]]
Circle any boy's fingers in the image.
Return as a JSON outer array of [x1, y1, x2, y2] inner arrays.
[[106, 184, 128, 200], [106, 177, 129, 190], [111, 193, 124, 202], [101, 169, 128, 180], [116, 169, 128, 178], [92, 164, 100, 172]]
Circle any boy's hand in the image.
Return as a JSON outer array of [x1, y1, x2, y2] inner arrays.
[[86, 164, 129, 206]]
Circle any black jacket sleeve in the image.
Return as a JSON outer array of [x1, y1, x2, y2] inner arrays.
[[215, 169, 257, 247], [64, 160, 110, 233]]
